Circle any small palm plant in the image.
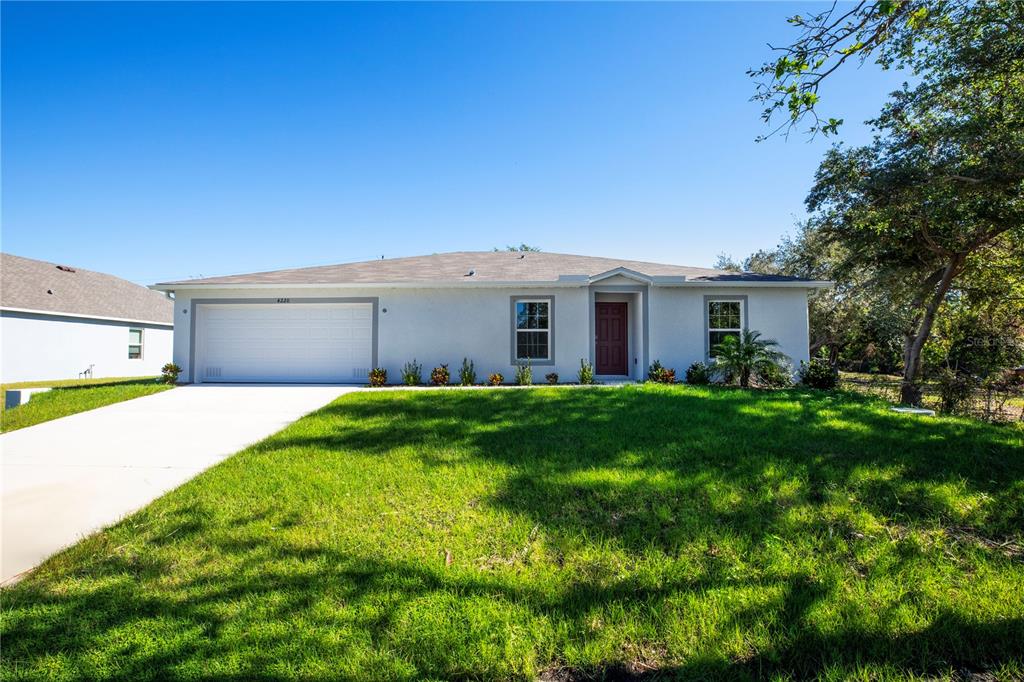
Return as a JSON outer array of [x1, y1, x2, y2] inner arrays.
[[712, 330, 788, 388]]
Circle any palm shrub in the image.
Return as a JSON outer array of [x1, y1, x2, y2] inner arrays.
[[458, 358, 476, 386], [577, 359, 595, 385], [488, 373, 504, 386], [514, 361, 532, 386], [712, 330, 789, 388], [368, 368, 387, 387], [401, 360, 423, 386], [160, 363, 181, 385]]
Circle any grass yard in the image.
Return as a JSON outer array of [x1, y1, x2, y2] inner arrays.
[[2, 386, 1022, 680], [0, 377, 171, 432]]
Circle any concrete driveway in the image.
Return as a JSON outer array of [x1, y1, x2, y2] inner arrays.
[[1, 384, 358, 583]]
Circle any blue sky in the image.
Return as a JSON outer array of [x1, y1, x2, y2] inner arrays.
[[1, 2, 905, 284]]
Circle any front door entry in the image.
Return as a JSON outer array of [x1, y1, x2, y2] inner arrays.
[[595, 302, 628, 375]]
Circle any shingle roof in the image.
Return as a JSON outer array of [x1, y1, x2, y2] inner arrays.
[[2, 253, 173, 324], [155, 251, 816, 286]]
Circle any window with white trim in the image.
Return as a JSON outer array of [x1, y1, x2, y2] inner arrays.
[[514, 299, 550, 361], [128, 328, 143, 360], [707, 300, 742, 358]]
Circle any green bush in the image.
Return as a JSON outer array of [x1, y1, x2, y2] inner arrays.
[[798, 350, 839, 389], [755, 361, 792, 389], [401, 360, 423, 386], [577, 359, 595, 385], [458, 358, 476, 386], [712, 330, 789, 388], [368, 368, 387, 387], [647, 360, 676, 384], [685, 361, 711, 385], [514, 362, 532, 386], [160, 363, 181, 385], [937, 368, 975, 414], [430, 364, 450, 386]]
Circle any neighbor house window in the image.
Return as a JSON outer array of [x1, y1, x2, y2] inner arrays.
[[707, 300, 742, 358], [513, 299, 551, 361], [128, 328, 143, 359]]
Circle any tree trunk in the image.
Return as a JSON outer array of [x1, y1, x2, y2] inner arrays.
[[900, 255, 964, 405]]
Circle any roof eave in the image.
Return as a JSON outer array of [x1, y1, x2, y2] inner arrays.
[[152, 278, 834, 291], [0, 305, 174, 326]]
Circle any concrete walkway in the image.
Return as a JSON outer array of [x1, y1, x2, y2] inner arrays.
[[1, 384, 358, 583]]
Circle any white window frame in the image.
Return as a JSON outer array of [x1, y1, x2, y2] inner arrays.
[[512, 298, 552, 364], [128, 328, 144, 360], [706, 299, 744, 360]]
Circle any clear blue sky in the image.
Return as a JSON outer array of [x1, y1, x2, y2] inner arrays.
[[1, 2, 905, 284]]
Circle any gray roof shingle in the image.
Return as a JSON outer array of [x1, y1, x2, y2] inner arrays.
[[2, 253, 173, 324], [155, 251, 816, 286]]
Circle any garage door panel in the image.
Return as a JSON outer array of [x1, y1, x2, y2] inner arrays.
[[197, 303, 373, 383]]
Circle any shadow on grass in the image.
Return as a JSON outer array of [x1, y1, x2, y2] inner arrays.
[[3, 386, 1022, 679]]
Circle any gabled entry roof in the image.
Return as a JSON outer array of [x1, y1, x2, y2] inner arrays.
[[154, 251, 830, 289]]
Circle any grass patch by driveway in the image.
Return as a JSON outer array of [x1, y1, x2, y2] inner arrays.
[[1, 377, 171, 432], [2, 385, 1022, 679]]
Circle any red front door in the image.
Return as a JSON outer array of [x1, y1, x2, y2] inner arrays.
[[595, 302, 628, 375]]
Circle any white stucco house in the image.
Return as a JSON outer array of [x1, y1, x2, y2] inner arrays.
[[1, 253, 174, 383], [151, 251, 829, 385]]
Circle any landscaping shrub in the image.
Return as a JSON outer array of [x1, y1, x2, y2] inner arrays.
[[545, 372, 559, 385], [712, 330, 789, 388], [458, 358, 476, 386], [685, 361, 711, 385], [798, 349, 839, 389], [577, 359, 595, 385], [647, 360, 676, 384], [755, 361, 792, 389], [514, 362, 532, 386], [368, 368, 387, 387], [937, 368, 975, 414], [160, 363, 181, 385], [401, 360, 423, 386], [488, 373, 504, 386], [430, 364, 450, 386]]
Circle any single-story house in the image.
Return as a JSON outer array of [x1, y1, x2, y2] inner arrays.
[[1, 253, 174, 383], [151, 251, 829, 384]]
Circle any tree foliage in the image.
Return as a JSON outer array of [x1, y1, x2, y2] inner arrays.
[[753, 0, 1024, 404]]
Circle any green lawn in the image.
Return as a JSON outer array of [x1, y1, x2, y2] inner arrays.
[[1, 377, 171, 432], [2, 386, 1022, 680]]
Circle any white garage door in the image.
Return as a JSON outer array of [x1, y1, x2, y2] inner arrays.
[[195, 303, 373, 383]]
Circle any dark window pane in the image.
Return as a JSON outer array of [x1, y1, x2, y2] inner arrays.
[[708, 330, 739, 357], [128, 345, 142, 359], [708, 301, 741, 329], [516, 331, 549, 359], [516, 301, 549, 330]]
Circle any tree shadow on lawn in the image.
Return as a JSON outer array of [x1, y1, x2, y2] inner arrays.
[[6, 530, 1021, 680], [3, 386, 1023, 679], [276, 386, 1024, 544]]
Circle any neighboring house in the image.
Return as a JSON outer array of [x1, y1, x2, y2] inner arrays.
[[1, 253, 174, 383], [152, 251, 829, 384]]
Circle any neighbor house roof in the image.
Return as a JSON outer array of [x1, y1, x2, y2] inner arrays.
[[2, 253, 174, 324], [154, 251, 828, 288]]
